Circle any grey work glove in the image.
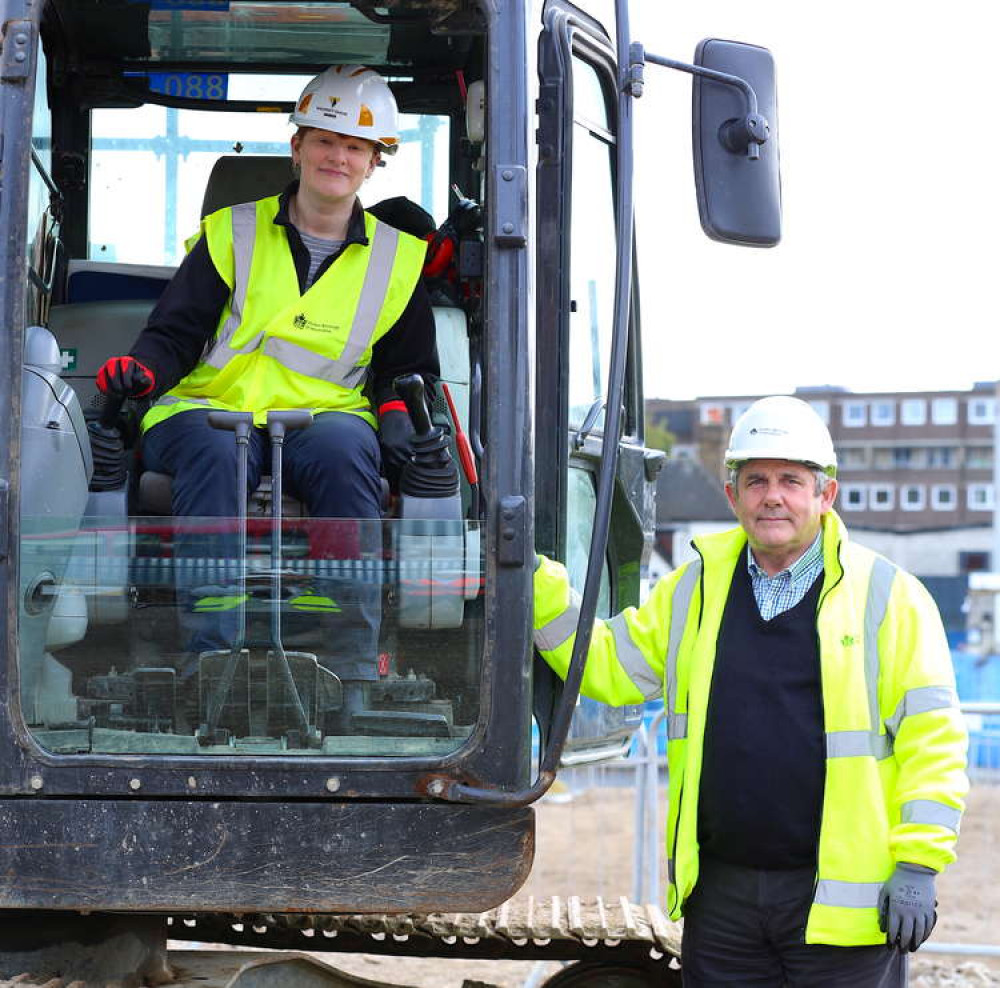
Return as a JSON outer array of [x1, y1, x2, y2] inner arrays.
[[878, 862, 938, 952]]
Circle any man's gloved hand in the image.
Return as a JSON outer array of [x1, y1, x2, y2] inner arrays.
[[378, 403, 415, 486], [96, 356, 155, 398], [878, 862, 938, 952]]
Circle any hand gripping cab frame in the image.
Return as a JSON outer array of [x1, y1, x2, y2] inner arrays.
[[0, 0, 779, 982]]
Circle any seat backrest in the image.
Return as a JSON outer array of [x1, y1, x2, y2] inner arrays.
[[201, 155, 296, 218]]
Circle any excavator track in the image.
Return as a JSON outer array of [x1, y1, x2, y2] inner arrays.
[[170, 895, 682, 966], [0, 898, 682, 987]]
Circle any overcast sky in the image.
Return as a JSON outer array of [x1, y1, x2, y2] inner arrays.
[[629, 1, 998, 401]]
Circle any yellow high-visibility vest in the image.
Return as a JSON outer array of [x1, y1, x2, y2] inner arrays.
[[533, 510, 968, 946], [143, 196, 426, 432]]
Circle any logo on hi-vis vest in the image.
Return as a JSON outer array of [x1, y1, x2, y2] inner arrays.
[[293, 313, 340, 334], [841, 634, 857, 647]]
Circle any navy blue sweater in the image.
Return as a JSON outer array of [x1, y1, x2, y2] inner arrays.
[[697, 563, 826, 870]]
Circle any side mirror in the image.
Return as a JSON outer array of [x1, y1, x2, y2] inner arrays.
[[692, 39, 781, 246]]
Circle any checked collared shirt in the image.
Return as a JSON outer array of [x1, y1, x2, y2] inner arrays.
[[747, 532, 824, 621]]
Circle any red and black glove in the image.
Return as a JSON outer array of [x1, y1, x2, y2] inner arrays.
[[378, 400, 415, 486], [96, 356, 155, 398]]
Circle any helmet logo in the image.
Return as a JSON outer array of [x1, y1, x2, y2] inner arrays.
[[358, 104, 373, 127], [749, 426, 788, 437], [328, 96, 340, 107]]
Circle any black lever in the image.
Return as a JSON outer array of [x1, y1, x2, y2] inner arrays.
[[88, 394, 128, 492], [394, 373, 436, 438]]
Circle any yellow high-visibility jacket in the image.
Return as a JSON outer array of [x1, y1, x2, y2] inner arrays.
[[533, 510, 968, 946], [143, 195, 426, 431]]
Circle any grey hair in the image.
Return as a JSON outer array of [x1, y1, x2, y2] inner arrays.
[[728, 464, 833, 496]]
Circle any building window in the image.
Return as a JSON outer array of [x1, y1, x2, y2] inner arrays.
[[870, 484, 894, 510], [960, 551, 991, 573], [900, 485, 925, 511], [872, 447, 893, 470], [966, 446, 992, 469], [842, 401, 866, 428], [840, 485, 866, 511], [968, 483, 995, 511], [808, 400, 830, 425], [931, 397, 958, 425], [968, 397, 996, 426], [931, 484, 957, 510], [892, 447, 915, 468], [926, 446, 955, 468], [900, 398, 926, 426], [870, 400, 895, 427], [838, 447, 868, 470]]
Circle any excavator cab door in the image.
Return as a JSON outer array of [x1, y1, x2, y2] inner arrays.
[[534, 2, 651, 764]]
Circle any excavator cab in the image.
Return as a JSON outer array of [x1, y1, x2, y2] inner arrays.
[[0, 0, 780, 974]]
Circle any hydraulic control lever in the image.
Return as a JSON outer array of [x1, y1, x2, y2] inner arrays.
[[394, 374, 458, 500], [87, 393, 128, 492]]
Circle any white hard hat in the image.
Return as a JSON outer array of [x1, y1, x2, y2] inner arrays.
[[725, 396, 837, 475], [290, 65, 400, 155]]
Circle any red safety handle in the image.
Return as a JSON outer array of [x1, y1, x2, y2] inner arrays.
[[441, 382, 477, 485]]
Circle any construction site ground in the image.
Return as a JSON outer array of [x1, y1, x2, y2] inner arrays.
[[179, 777, 999, 987]]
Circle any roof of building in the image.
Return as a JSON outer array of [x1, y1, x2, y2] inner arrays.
[[655, 456, 733, 526]]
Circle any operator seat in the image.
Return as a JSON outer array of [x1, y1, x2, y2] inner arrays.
[[198, 155, 295, 218]]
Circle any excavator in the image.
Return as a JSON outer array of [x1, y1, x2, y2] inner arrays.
[[0, 0, 780, 983]]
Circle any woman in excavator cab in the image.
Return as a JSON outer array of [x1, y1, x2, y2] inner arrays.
[[94, 65, 439, 734]]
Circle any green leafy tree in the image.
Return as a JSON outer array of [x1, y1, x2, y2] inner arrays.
[[644, 415, 675, 454]]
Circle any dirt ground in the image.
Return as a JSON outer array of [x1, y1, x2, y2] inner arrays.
[[278, 779, 1000, 988]]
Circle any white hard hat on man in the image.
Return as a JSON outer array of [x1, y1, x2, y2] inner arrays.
[[290, 64, 400, 154], [725, 395, 837, 476]]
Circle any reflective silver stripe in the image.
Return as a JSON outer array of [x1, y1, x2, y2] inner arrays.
[[326, 220, 399, 384], [814, 879, 882, 909], [204, 201, 259, 368], [824, 557, 897, 761], [608, 613, 662, 700], [262, 336, 367, 388], [667, 713, 688, 740], [885, 685, 958, 738], [665, 561, 700, 732], [152, 394, 213, 411], [667, 857, 675, 884], [827, 730, 893, 759], [533, 588, 582, 653], [901, 799, 961, 832], [864, 556, 897, 731]]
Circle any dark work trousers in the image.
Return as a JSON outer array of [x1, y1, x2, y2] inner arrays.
[[142, 408, 384, 682], [681, 857, 907, 987]]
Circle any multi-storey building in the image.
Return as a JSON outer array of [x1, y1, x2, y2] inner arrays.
[[648, 383, 998, 589]]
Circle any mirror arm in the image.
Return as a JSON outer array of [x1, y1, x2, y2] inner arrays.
[[630, 42, 770, 160]]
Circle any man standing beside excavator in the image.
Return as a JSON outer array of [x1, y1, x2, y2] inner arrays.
[[534, 396, 969, 986]]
